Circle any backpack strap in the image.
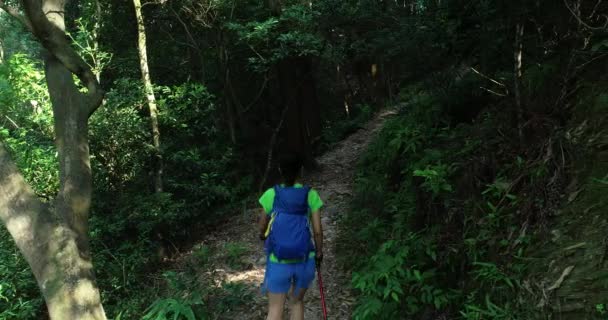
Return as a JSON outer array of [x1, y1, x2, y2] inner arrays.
[[303, 185, 311, 211]]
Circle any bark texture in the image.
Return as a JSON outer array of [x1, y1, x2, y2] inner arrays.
[[0, 144, 105, 320], [0, 0, 107, 318], [134, 0, 163, 193]]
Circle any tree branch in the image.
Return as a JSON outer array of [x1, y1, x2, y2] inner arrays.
[[170, 5, 202, 56], [241, 74, 269, 114], [0, 0, 33, 31], [258, 104, 290, 192], [20, 0, 104, 116], [0, 142, 52, 265], [564, 0, 608, 31]]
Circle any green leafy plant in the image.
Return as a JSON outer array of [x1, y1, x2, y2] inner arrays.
[[224, 242, 249, 270], [352, 236, 450, 320], [0, 230, 42, 320], [142, 294, 202, 320], [460, 294, 517, 320], [142, 272, 206, 320], [192, 245, 212, 266], [213, 282, 254, 314], [471, 262, 516, 290], [67, 17, 112, 79], [413, 163, 454, 197]]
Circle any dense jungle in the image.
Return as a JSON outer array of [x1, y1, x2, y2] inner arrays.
[[0, 0, 607, 319]]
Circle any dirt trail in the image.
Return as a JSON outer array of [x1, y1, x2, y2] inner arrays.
[[194, 110, 395, 319]]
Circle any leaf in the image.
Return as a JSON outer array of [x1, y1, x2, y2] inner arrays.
[[391, 292, 400, 302], [591, 39, 608, 52], [487, 201, 497, 212], [434, 297, 442, 309], [593, 178, 608, 185]]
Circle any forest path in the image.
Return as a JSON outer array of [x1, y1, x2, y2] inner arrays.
[[190, 109, 395, 319]]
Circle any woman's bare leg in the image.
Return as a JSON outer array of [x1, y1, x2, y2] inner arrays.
[[289, 288, 307, 320], [267, 293, 287, 320]]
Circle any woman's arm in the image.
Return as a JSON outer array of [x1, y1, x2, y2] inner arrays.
[[311, 210, 323, 261], [258, 209, 270, 240]]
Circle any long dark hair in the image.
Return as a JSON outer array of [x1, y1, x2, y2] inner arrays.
[[278, 153, 303, 187]]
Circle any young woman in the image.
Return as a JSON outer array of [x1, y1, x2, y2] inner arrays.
[[258, 155, 324, 320]]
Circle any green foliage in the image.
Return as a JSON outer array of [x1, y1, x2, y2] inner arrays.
[[226, 3, 324, 72], [68, 17, 112, 78], [224, 242, 249, 270], [0, 50, 55, 320], [159, 82, 241, 210], [0, 230, 42, 320], [320, 104, 374, 148], [0, 15, 39, 60], [192, 245, 212, 266], [1, 0, 605, 318], [143, 296, 201, 320], [90, 78, 150, 192], [471, 262, 516, 290], [140, 267, 254, 320], [460, 295, 518, 320], [413, 163, 454, 197], [340, 83, 540, 318], [0, 54, 49, 114], [213, 282, 254, 314], [142, 273, 204, 320], [352, 236, 451, 319], [340, 94, 454, 319]]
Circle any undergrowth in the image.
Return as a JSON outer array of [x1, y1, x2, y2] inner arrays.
[[338, 76, 607, 319]]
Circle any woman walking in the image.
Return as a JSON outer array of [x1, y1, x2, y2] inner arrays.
[[258, 154, 324, 320]]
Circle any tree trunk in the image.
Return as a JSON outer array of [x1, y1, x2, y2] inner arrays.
[[0, 37, 4, 64], [514, 22, 525, 144], [218, 36, 238, 144], [0, 0, 107, 318], [133, 0, 163, 193], [0, 143, 106, 320]]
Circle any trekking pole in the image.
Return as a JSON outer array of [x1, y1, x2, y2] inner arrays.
[[316, 260, 328, 320]]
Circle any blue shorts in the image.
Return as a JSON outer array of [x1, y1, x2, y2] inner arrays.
[[262, 258, 316, 295]]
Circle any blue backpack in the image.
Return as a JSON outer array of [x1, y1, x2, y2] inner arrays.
[[267, 185, 314, 260]]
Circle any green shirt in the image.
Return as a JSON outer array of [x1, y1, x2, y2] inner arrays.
[[258, 183, 323, 263]]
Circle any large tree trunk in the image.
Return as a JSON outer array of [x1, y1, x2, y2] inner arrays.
[[0, 142, 105, 320], [0, 0, 107, 318], [134, 0, 163, 193]]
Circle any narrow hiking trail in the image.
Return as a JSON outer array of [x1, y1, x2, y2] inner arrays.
[[187, 110, 395, 319]]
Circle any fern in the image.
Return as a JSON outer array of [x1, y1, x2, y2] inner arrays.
[[142, 293, 202, 320]]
